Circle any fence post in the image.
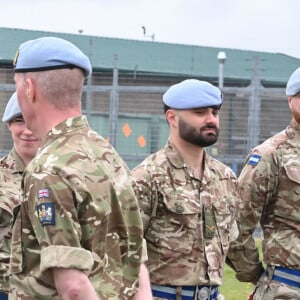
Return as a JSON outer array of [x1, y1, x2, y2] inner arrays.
[[247, 56, 262, 151], [109, 54, 119, 147]]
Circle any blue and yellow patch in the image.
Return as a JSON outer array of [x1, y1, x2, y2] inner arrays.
[[37, 203, 55, 226], [247, 154, 261, 166]]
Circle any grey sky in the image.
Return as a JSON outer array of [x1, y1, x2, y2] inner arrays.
[[1, 0, 300, 58]]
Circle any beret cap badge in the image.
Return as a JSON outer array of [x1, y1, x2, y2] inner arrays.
[[13, 50, 19, 67]]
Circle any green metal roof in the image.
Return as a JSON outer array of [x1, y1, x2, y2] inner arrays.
[[0, 27, 299, 85]]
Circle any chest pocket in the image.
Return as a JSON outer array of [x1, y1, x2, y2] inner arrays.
[[145, 190, 200, 254], [284, 165, 300, 184], [275, 165, 300, 221], [212, 202, 235, 250]]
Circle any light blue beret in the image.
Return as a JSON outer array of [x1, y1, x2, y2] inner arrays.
[[2, 92, 22, 123], [286, 67, 300, 96], [163, 79, 222, 109], [13, 37, 92, 77]]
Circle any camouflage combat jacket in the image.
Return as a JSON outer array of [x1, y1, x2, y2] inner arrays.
[[0, 149, 24, 293], [132, 141, 240, 286], [227, 119, 300, 282], [9, 116, 144, 300]]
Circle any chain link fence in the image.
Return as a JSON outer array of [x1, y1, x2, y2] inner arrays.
[[0, 67, 290, 175]]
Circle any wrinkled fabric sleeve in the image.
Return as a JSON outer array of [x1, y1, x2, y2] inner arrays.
[[26, 172, 100, 274], [40, 245, 94, 273], [227, 150, 278, 282], [132, 166, 154, 233]]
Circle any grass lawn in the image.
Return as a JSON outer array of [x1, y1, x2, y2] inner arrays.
[[219, 265, 253, 299], [219, 238, 262, 299]]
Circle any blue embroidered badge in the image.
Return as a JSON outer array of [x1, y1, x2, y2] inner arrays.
[[37, 203, 55, 226], [38, 188, 50, 199], [248, 154, 261, 166]]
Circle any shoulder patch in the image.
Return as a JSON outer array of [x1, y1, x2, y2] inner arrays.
[[247, 154, 261, 166], [38, 188, 50, 199], [37, 203, 55, 226]]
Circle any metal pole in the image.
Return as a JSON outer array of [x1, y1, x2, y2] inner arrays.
[[247, 56, 262, 151], [218, 63, 224, 89], [109, 54, 119, 147], [217, 52, 226, 89]]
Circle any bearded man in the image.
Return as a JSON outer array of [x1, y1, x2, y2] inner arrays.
[[132, 79, 240, 300]]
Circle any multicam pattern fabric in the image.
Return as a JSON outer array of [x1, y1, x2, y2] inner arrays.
[[9, 116, 144, 300], [227, 119, 300, 296], [132, 141, 240, 286], [0, 149, 25, 293], [253, 269, 300, 300]]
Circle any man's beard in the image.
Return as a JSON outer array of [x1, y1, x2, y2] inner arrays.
[[178, 117, 219, 147]]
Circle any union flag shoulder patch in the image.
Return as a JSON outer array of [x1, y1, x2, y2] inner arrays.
[[38, 188, 50, 199]]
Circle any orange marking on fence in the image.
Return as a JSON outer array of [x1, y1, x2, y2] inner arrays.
[[122, 123, 132, 137], [138, 136, 147, 148]]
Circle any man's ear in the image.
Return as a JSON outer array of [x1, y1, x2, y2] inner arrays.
[[288, 96, 293, 110], [166, 109, 178, 127], [25, 77, 36, 103]]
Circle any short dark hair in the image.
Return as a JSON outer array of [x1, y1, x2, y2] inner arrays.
[[163, 104, 171, 114]]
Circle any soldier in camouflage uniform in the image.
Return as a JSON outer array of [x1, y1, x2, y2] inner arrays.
[[132, 79, 240, 300], [227, 67, 300, 299], [10, 37, 152, 300], [0, 92, 40, 300]]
